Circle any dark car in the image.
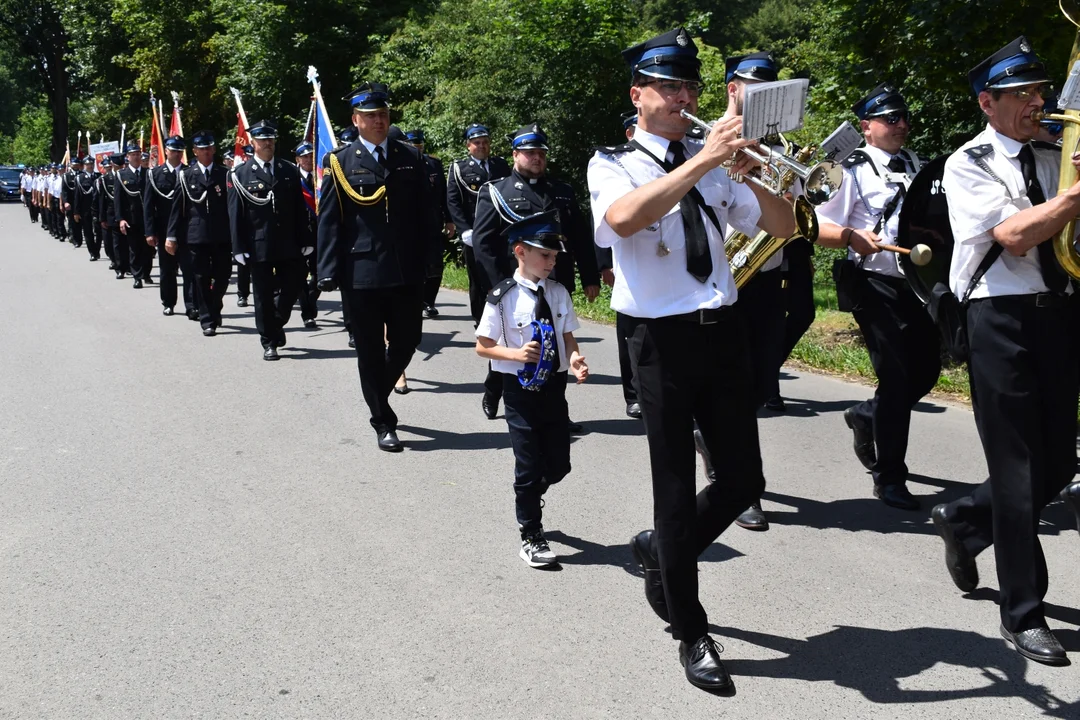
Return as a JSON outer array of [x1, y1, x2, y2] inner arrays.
[[0, 166, 24, 201]]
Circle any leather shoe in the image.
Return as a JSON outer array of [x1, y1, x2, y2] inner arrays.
[[734, 502, 769, 531], [132, 278, 143, 289], [162, 307, 174, 316], [237, 295, 248, 307], [625, 402, 642, 419], [843, 406, 876, 470], [187, 309, 199, 321], [1062, 481, 1080, 535], [377, 429, 403, 452], [422, 304, 439, 318], [115, 271, 125, 280], [679, 635, 734, 693], [202, 327, 216, 337], [693, 429, 717, 483], [931, 504, 978, 592], [568, 419, 584, 434], [874, 483, 920, 510], [764, 396, 786, 412], [347, 332, 355, 349], [143, 276, 154, 284], [304, 319, 318, 329], [393, 384, 410, 395], [263, 346, 279, 361], [482, 392, 498, 420], [629, 530, 669, 622], [1000, 624, 1069, 666]]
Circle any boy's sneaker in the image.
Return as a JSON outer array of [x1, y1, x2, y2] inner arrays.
[[520, 530, 558, 568]]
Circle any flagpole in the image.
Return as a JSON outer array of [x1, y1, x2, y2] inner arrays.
[[230, 87, 252, 145], [119, 123, 127, 150]]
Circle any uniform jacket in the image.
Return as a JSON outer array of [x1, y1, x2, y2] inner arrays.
[[73, 171, 96, 218], [446, 155, 511, 233], [96, 172, 118, 227], [113, 166, 147, 233], [472, 170, 600, 297], [423, 154, 451, 270], [317, 138, 440, 289], [143, 164, 182, 239], [228, 157, 311, 262], [61, 172, 78, 215], [167, 164, 231, 245]]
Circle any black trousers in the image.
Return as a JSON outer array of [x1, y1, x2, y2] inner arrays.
[[98, 222, 113, 262], [69, 214, 89, 248], [463, 244, 487, 325], [126, 226, 151, 280], [236, 261, 250, 299], [616, 312, 637, 405], [423, 273, 443, 308], [849, 271, 941, 486], [781, 242, 816, 361], [626, 310, 766, 642], [25, 192, 37, 222], [112, 228, 130, 274], [250, 259, 303, 349], [736, 268, 786, 406], [157, 241, 195, 312], [51, 198, 66, 238], [342, 284, 424, 432], [189, 244, 233, 329], [942, 295, 1077, 633], [298, 253, 320, 321], [503, 372, 571, 535]]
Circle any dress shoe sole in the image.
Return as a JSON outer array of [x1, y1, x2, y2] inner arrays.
[[683, 671, 735, 693], [378, 443, 404, 453], [1000, 626, 1070, 666], [393, 386, 410, 395], [734, 518, 770, 531]]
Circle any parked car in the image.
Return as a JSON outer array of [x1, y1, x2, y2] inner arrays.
[[0, 166, 24, 202]]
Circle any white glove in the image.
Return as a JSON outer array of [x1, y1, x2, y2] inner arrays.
[[234, 253, 249, 265], [461, 229, 474, 247], [302, 246, 314, 256]]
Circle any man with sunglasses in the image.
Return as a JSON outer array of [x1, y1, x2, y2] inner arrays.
[[589, 27, 796, 692], [815, 84, 940, 512], [931, 36, 1080, 667]]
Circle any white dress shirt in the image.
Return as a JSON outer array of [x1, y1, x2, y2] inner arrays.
[[588, 127, 762, 317], [816, 144, 914, 278], [360, 136, 389, 163], [476, 270, 580, 375], [944, 124, 1069, 299], [49, 175, 62, 198]]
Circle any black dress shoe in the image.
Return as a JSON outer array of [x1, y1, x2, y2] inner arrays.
[[237, 296, 248, 307], [568, 419, 584, 434], [482, 393, 498, 420], [693, 429, 717, 483], [132, 278, 143, 289], [143, 276, 154, 284], [393, 384, 410, 395], [843, 406, 876, 470], [874, 483, 920, 510], [1062, 481, 1080, 535], [679, 635, 734, 692], [735, 502, 769, 531], [1000, 624, 1069, 666], [629, 530, 669, 622], [263, 346, 279, 361], [625, 402, 642, 419], [162, 307, 174, 316], [187, 310, 200, 321], [347, 333, 355, 349], [108, 262, 117, 270], [115, 271, 125, 280], [304, 319, 318, 329], [931, 504, 978, 592], [764, 396, 787, 412], [202, 327, 216, 337], [377, 429, 403, 452], [422, 304, 439, 318], [89, 256, 99, 261]]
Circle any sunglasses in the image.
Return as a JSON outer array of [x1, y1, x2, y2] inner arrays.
[[871, 111, 910, 126], [1001, 84, 1055, 101], [643, 79, 705, 98]]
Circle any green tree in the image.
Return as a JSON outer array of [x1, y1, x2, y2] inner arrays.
[[11, 105, 53, 164]]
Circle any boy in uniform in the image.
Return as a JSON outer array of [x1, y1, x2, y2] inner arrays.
[[475, 210, 590, 567]]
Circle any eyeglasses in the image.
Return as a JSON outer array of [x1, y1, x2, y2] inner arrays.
[[1001, 84, 1055, 101], [873, 111, 910, 126], [642, 79, 705, 98]]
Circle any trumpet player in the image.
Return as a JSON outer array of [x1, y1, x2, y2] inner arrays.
[[932, 37, 1079, 666], [589, 27, 795, 692], [816, 83, 940, 511]]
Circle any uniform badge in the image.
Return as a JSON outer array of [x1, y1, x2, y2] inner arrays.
[[258, 183, 264, 189], [470, 184, 477, 190], [493, 288, 501, 296], [515, 182, 524, 190], [214, 185, 222, 193], [469, 160, 476, 166], [677, 29, 689, 47], [1020, 38, 1031, 53]]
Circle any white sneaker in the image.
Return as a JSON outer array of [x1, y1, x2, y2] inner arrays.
[[520, 530, 557, 567]]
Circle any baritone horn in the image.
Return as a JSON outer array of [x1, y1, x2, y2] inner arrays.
[[679, 109, 844, 205]]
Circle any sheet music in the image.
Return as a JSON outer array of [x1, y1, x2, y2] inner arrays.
[[819, 122, 863, 163], [742, 79, 810, 140]]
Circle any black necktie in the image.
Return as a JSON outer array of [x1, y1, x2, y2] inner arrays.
[[887, 156, 906, 174], [668, 142, 712, 282], [1018, 145, 1068, 292], [375, 145, 386, 168], [534, 285, 560, 372]]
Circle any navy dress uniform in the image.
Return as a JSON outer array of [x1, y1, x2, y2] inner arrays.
[[932, 37, 1079, 666], [472, 123, 600, 419], [145, 136, 195, 316], [295, 142, 321, 328], [98, 156, 126, 277], [62, 159, 83, 248], [817, 84, 940, 511], [446, 123, 512, 322], [166, 131, 233, 335], [228, 120, 313, 360], [316, 82, 441, 450], [72, 158, 97, 255], [588, 27, 796, 692], [114, 142, 152, 288], [405, 129, 453, 317], [475, 211, 582, 568]]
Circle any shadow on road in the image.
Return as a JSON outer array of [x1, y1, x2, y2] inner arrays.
[[962, 588, 1080, 633], [545, 530, 743, 573], [763, 397, 859, 418], [397, 423, 511, 451], [577, 418, 646, 437], [710, 624, 1077, 717]]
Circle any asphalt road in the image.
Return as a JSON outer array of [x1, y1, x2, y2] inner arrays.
[[1, 202, 1078, 719]]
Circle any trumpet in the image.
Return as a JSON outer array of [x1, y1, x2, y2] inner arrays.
[[679, 109, 843, 205]]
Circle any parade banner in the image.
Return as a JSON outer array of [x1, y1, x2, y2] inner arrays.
[[148, 91, 164, 167], [230, 87, 252, 159], [169, 92, 187, 164], [307, 66, 336, 213], [89, 140, 119, 171]]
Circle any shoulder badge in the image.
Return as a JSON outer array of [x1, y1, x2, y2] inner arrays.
[[593, 143, 635, 156], [964, 144, 994, 160], [842, 149, 870, 169], [486, 277, 518, 305]]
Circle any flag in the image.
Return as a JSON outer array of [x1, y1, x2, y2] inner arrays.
[[233, 112, 247, 161], [148, 94, 164, 167], [303, 97, 316, 144], [308, 66, 336, 213], [61, 139, 70, 166], [169, 92, 186, 164]]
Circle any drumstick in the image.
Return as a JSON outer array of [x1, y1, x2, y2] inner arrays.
[[878, 243, 933, 267]]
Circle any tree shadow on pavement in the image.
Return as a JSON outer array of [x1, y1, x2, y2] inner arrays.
[[545, 530, 743, 574], [576, 418, 646, 437], [397, 424, 510, 452], [711, 624, 1078, 717], [765, 397, 861, 419], [407, 379, 489, 395], [417, 330, 475, 359], [962, 588, 1080, 635]]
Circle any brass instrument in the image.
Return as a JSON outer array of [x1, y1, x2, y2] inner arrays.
[[1034, 0, 1080, 279]]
